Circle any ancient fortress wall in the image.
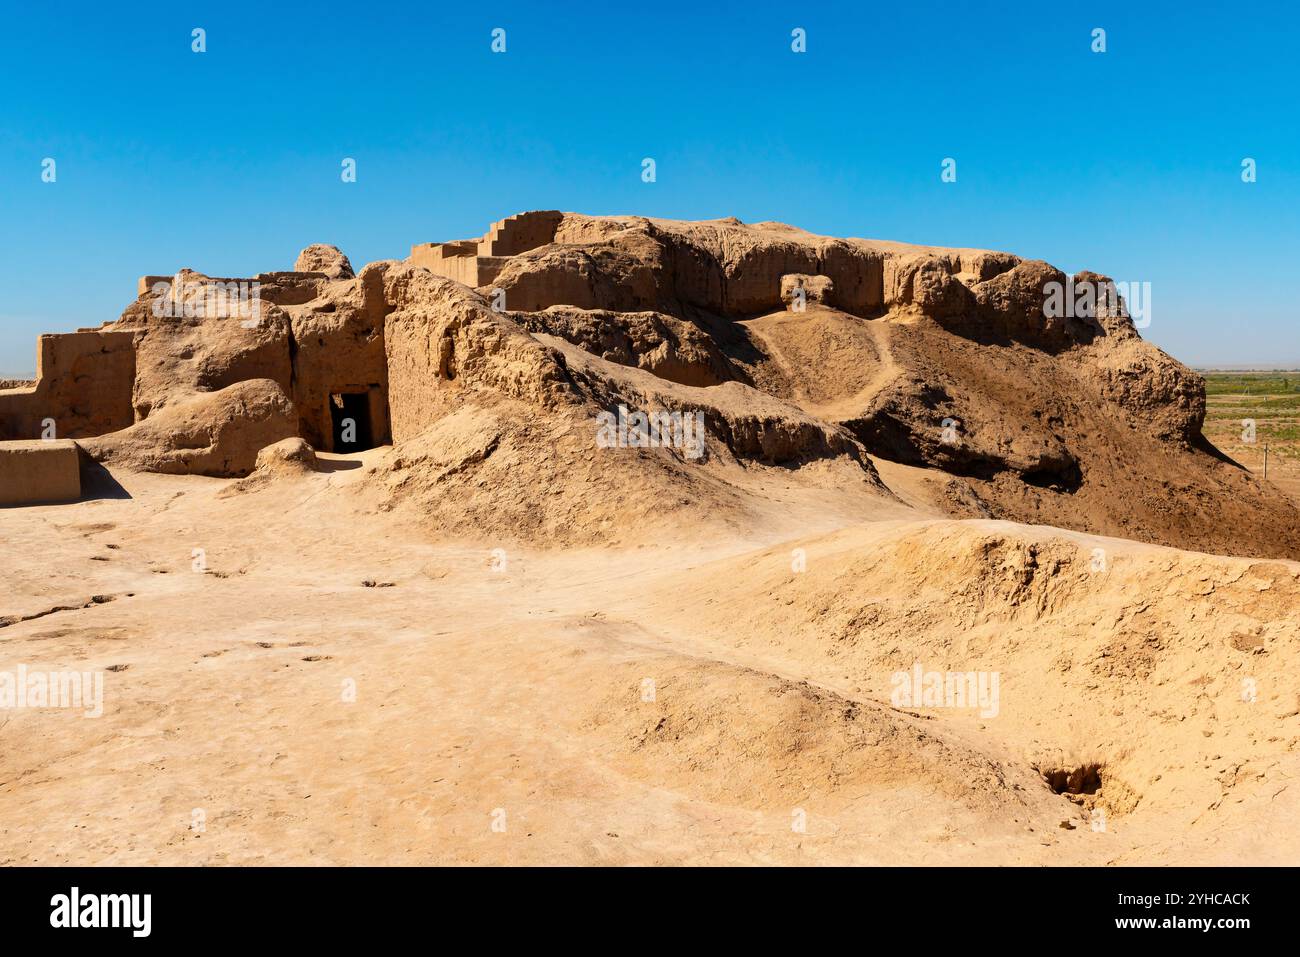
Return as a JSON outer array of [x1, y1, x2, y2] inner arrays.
[[382, 309, 447, 445], [0, 331, 137, 442], [409, 211, 563, 289]]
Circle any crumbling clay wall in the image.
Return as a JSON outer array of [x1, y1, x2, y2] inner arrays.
[[0, 331, 136, 441], [381, 264, 578, 443], [483, 215, 892, 318], [117, 252, 391, 455], [286, 262, 392, 451]]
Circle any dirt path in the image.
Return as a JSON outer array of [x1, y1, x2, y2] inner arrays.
[[739, 307, 902, 423]]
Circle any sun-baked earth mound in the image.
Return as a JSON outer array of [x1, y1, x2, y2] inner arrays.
[[83, 212, 1300, 558]]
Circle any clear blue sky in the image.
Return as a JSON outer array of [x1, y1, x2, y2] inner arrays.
[[2, 0, 1297, 374]]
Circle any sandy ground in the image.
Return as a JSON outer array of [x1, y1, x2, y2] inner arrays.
[[1, 451, 1296, 866]]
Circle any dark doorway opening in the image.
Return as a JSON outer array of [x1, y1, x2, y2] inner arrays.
[[330, 392, 373, 451]]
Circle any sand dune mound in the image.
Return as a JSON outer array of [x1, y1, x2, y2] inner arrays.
[[582, 657, 1062, 819], [368, 378, 888, 547], [621, 520, 1300, 829]]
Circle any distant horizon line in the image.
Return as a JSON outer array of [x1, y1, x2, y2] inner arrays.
[[1190, 365, 1300, 372]]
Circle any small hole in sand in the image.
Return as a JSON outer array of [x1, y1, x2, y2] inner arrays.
[[1041, 763, 1103, 795]]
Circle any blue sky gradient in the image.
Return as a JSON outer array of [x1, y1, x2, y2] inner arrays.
[[2, 0, 1296, 373]]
